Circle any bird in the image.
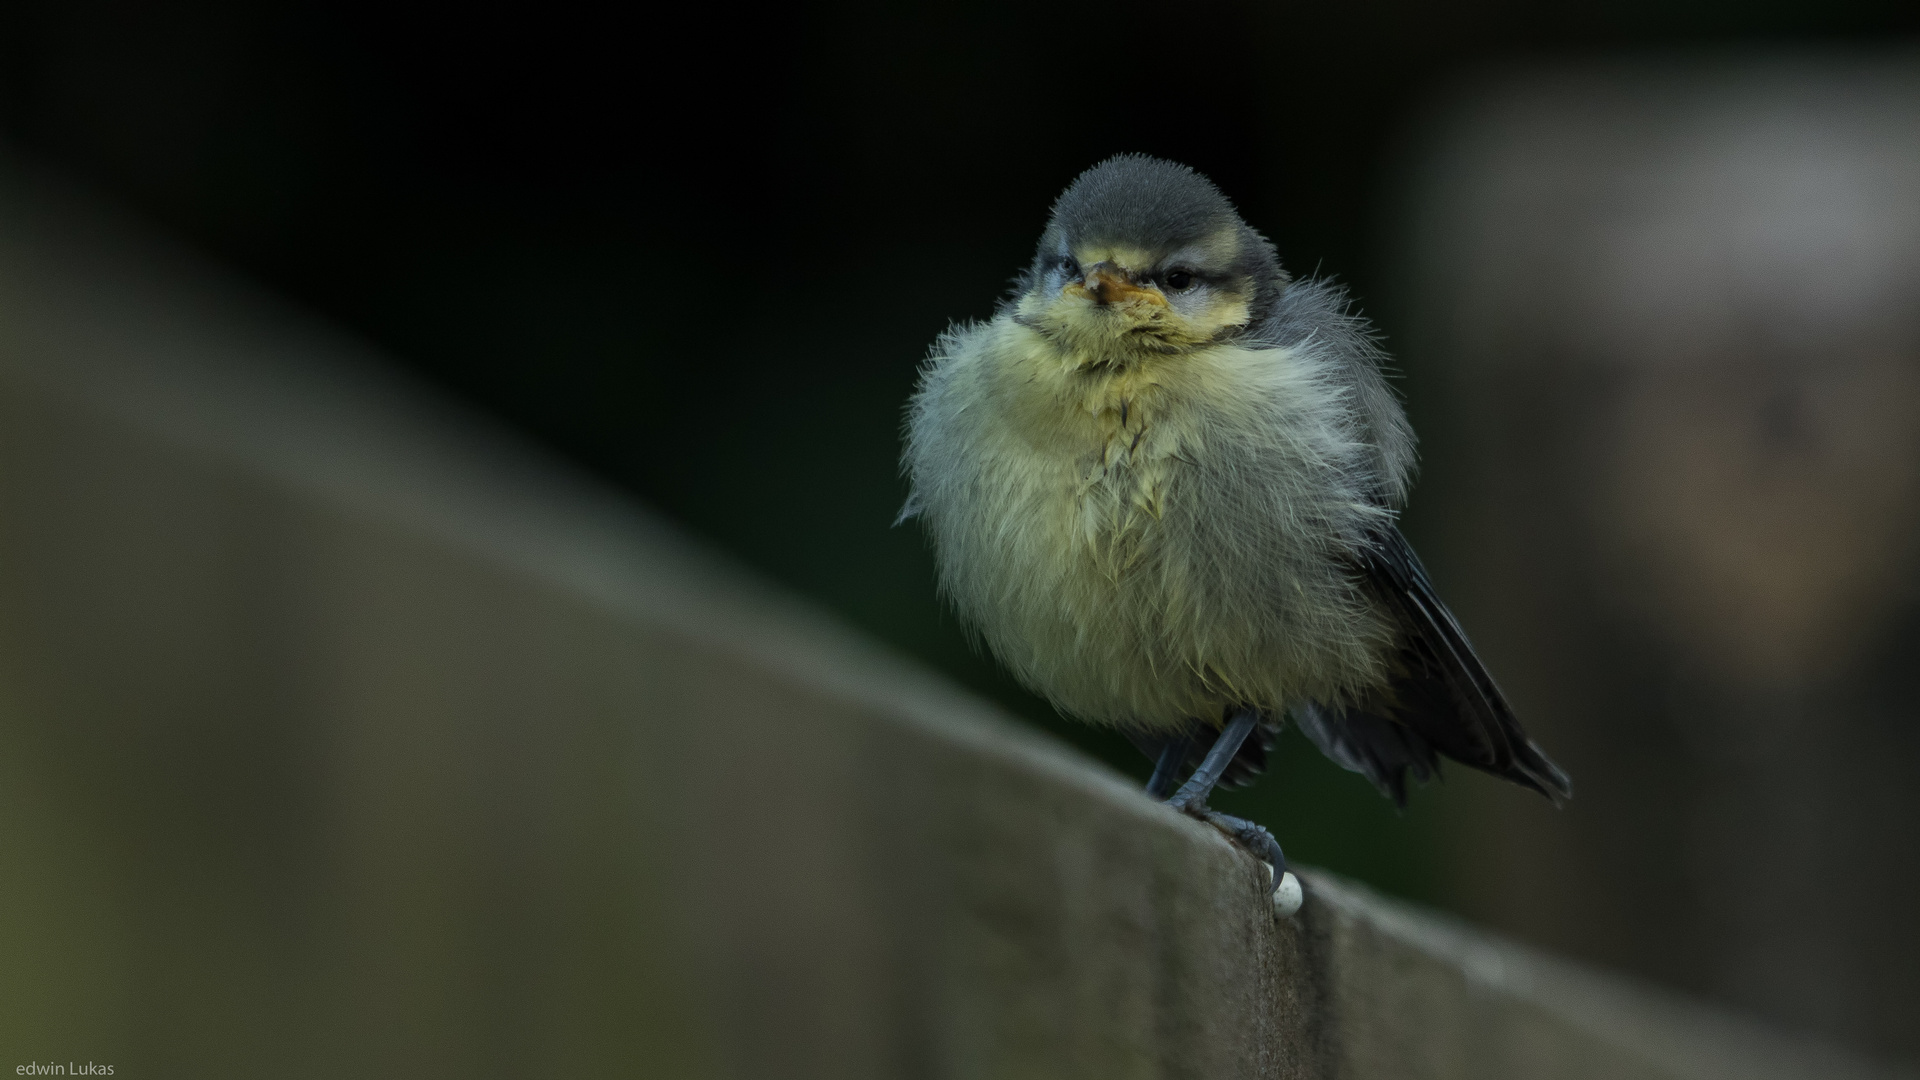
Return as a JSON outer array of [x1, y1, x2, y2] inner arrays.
[[898, 155, 1569, 910]]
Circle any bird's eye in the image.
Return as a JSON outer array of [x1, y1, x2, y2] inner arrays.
[[1164, 269, 1195, 291], [1057, 256, 1078, 273]]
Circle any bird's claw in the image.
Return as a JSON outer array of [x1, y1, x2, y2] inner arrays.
[[1172, 801, 1291, 899]]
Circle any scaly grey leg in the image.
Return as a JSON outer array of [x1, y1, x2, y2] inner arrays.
[[1167, 709, 1258, 811]]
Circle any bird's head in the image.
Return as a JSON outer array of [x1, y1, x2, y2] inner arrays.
[[1013, 155, 1286, 366]]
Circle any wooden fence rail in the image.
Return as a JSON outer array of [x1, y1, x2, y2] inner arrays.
[[0, 155, 1905, 1079]]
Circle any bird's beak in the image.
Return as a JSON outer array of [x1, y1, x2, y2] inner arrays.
[[1067, 262, 1167, 308]]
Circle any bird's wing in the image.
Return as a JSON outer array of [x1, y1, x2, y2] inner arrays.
[[1292, 699, 1439, 807], [1302, 526, 1571, 807]]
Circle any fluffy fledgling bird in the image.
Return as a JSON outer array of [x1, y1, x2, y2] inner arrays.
[[900, 155, 1569, 907]]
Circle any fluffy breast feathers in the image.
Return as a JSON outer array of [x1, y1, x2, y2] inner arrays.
[[902, 307, 1409, 732]]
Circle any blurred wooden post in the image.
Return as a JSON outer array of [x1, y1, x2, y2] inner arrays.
[[0, 154, 1906, 1078], [1398, 57, 1920, 1064]]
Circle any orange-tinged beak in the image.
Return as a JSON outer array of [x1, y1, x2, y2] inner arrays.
[[1065, 263, 1167, 308]]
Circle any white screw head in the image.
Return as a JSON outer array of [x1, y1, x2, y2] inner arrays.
[[1273, 871, 1303, 917]]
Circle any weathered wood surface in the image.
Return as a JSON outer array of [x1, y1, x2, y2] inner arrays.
[[0, 157, 1907, 1078]]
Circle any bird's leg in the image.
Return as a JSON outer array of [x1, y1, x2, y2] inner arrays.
[[1145, 731, 1201, 799], [1166, 709, 1258, 812], [1165, 709, 1292, 899]]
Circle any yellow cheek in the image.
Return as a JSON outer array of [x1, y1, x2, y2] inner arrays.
[[1131, 293, 1254, 347], [1189, 294, 1253, 337], [1024, 285, 1254, 357]]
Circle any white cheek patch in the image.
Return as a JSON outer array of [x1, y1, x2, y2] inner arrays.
[[1165, 291, 1253, 341], [1201, 293, 1253, 332]]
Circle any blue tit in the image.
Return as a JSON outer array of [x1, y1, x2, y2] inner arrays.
[[899, 155, 1569, 903]]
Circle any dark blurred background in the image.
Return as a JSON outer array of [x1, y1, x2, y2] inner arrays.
[[3, 0, 1916, 1065]]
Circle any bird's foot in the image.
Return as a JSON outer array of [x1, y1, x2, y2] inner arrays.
[[1173, 801, 1302, 916], [1156, 710, 1301, 915]]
